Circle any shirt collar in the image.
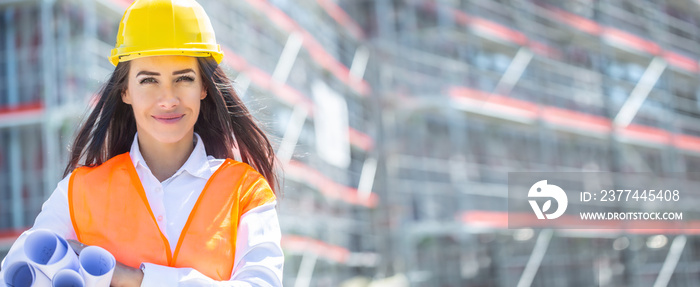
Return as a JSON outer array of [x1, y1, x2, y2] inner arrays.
[[129, 132, 213, 180]]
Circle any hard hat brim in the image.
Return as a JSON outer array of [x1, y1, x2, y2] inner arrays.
[[109, 47, 224, 66]]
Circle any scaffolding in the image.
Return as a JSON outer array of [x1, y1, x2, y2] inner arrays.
[[350, 0, 700, 286], [4, 0, 700, 286], [0, 0, 379, 286]]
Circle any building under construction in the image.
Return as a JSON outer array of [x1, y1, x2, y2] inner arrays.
[[3, 0, 700, 286]]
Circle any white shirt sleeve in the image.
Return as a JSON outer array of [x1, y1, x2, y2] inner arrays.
[[0, 174, 77, 283], [139, 202, 284, 287], [0, 173, 284, 287], [29, 174, 77, 240]]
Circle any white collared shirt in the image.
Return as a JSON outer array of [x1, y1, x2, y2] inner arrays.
[[0, 133, 283, 286]]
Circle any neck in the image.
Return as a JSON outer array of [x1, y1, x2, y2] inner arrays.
[[137, 132, 195, 182]]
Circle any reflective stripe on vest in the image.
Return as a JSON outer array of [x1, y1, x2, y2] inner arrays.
[[68, 153, 276, 280]]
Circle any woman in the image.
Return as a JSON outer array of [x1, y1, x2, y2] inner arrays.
[[0, 0, 283, 286]]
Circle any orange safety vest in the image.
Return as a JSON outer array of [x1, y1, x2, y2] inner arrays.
[[68, 153, 275, 280]]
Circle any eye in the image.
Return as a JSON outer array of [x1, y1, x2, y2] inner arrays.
[[139, 77, 157, 84], [176, 75, 195, 82]]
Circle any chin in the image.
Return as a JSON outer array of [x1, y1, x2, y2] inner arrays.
[[152, 132, 191, 145]]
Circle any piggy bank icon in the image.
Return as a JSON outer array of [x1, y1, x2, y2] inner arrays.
[[528, 180, 568, 219]]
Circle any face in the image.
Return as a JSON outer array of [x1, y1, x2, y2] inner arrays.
[[122, 56, 206, 146]]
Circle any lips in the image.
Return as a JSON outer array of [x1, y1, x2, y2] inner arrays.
[[153, 113, 185, 124]]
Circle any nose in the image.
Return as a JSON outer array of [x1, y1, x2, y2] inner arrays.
[[158, 85, 179, 109]]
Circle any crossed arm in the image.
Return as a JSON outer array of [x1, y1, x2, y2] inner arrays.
[[0, 175, 283, 287]]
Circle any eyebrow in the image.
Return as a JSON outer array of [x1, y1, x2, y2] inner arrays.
[[136, 71, 159, 77], [136, 69, 196, 77], [173, 69, 195, 75]]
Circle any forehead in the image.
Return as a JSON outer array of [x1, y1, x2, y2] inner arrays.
[[129, 56, 199, 74]]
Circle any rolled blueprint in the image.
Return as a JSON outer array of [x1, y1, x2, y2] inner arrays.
[[52, 269, 85, 287], [3, 261, 51, 287], [78, 245, 116, 287], [22, 229, 79, 279]]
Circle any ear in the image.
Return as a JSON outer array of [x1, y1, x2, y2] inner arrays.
[[122, 89, 132, 105], [200, 88, 207, 100]]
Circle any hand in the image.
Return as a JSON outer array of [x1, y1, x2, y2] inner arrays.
[[66, 240, 144, 287], [111, 261, 144, 287]]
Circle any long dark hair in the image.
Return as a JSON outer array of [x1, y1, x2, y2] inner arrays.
[[64, 57, 278, 194]]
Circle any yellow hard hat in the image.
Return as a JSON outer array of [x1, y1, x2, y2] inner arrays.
[[109, 0, 224, 66]]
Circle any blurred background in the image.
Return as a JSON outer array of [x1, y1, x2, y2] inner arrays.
[[2, 0, 700, 286]]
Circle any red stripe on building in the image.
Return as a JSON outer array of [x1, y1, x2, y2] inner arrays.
[[602, 27, 661, 55], [546, 7, 602, 35], [541, 106, 612, 134], [543, 4, 700, 73], [287, 160, 379, 207], [281, 235, 350, 263], [619, 125, 672, 145], [451, 9, 561, 59], [663, 51, 700, 73], [316, 0, 365, 40], [449, 85, 700, 152], [243, 0, 371, 96]]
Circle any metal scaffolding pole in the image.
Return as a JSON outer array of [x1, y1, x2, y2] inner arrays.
[[517, 229, 553, 287], [9, 128, 23, 228], [613, 57, 667, 128], [276, 104, 308, 165], [653, 235, 687, 287], [493, 47, 534, 96], [41, 0, 59, 200], [294, 252, 318, 287], [5, 6, 24, 229], [5, 7, 17, 106], [272, 32, 303, 84]]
